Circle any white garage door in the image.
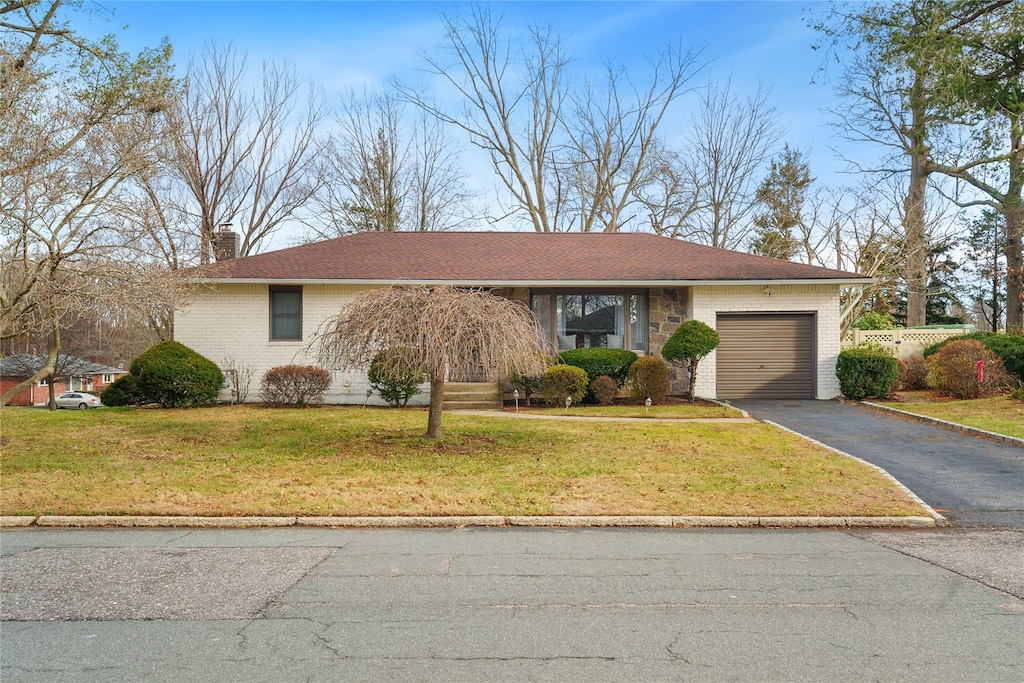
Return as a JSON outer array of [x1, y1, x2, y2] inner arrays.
[[716, 313, 815, 399]]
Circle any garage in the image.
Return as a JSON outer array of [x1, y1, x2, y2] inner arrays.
[[716, 313, 816, 399]]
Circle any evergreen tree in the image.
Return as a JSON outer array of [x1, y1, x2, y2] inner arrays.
[[749, 145, 811, 260]]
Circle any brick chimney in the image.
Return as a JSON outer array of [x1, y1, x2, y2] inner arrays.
[[212, 224, 240, 261]]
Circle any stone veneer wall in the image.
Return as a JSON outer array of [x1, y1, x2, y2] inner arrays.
[[648, 288, 689, 393]]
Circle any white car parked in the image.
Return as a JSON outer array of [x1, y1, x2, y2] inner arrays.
[[54, 392, 102, 410]]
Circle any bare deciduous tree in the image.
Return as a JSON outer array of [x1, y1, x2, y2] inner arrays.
[[308, 89, 474, 239], [632, 143, 701, 239], [169, 42, 328, 263], [560, 47, 702, 232], [815, 0, 1014, 327], [0, 1, 183, 407], [401, 7, 568, 232], [680, 80, 782, 248], [402, 6, 699, 233], [315, 286, 549, 439]]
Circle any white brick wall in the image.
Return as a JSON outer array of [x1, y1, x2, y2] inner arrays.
[[177, 282, 843, 404], [689, 284, 842, 400], [174, 283, 429, 405]]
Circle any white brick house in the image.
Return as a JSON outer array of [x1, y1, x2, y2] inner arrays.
[[176, 232, 870, 403]]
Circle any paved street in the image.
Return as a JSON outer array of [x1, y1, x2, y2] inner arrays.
[[736, 399, 1024, 528], [2, 527, 1021, 682]]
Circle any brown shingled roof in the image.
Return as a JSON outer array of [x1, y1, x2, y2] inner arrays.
[[190, 231, 869, 283]]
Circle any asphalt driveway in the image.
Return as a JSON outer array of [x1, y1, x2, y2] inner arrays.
[[735, 400, 1024, 528]]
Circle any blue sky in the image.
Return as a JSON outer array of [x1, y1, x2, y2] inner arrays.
[[76, 1, 859, 242]]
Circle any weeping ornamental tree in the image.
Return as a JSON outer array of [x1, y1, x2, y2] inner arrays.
[[315, 286, 550, 439]]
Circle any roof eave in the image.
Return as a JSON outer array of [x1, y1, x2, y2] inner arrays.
[[187, 277, 874, 287]]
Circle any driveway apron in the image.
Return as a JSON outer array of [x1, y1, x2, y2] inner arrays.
[[734, 400, 1024, 528]]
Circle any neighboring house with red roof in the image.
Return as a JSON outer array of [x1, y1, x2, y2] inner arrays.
[[0, 354, 127, 406], [176, 231, 871, 404]]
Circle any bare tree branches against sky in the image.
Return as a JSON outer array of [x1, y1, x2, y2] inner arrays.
[[72, 1, 856, 244]]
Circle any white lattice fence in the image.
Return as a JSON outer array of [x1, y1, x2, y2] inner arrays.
[[840, 327, 974, 359]]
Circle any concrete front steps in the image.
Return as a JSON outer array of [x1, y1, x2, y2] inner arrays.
[[442, 382, 501, 410]]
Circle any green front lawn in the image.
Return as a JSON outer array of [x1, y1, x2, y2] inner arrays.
[[0, 405, 926, 518], [877, 394, 1024, 440]]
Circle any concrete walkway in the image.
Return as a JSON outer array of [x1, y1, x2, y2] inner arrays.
[[735, 399, 1024, 528]]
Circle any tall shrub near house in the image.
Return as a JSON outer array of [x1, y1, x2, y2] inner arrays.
[[130, 341, 224, 408], [924, 332, 1024, 384], [835, 346, 899, 400], [627, 356, 670, 404], [926, 340, 1009, 399], [662, 320, 720, 403]]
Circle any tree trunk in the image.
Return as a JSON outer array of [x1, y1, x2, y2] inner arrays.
[[903, 75, 929, 328], [1005, 204, 1023, 334], [425, 373, 445, 439], [47, 379, 57, 411], [1004, 126, 1023, 334], [687, 360, 698, 403]]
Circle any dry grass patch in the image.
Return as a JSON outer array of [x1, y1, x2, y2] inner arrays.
[[0, 405, 925, 517], [879, 394, 1024, 440]]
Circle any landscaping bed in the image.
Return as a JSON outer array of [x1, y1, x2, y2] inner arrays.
[[878, 391, 1024, 440], [0, 405, 926, 518], [502, 397, 742, 419]]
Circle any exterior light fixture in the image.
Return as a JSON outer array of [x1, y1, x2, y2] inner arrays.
[[363, 388, 372, 407], [513, 388, 519, 412], [763, 286, 773, 297], [645, 397, 652, 415], [564, 395, 572, 413]]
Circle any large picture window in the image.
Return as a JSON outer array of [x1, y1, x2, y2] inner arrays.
[[270, 286, 302, 340], [531, 291, 648, 352]]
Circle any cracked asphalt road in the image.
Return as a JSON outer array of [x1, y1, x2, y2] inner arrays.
[[2, 527, 1021, 682]]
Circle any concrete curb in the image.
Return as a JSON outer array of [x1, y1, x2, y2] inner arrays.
[[0, 514, 937, 529], [760, 419, 947, 526], [703, 397, 750, 419], [861, 401, 1024, 449]]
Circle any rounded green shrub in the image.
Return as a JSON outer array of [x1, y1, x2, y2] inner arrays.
[[627, 356, 670, 404], [99, 375, 144, 407], [924, 332, 1024, 385], [368, 349, 425, 407], [926, 340, 1009, 399], [835, 347, 899, 401], [662, 320, 720, 402], [130, 341, 224, 408], [557, 348, 638, 387], [260, 365, 333, 407], [590, 375, 619, 406], [540, 365, 588, 406]]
